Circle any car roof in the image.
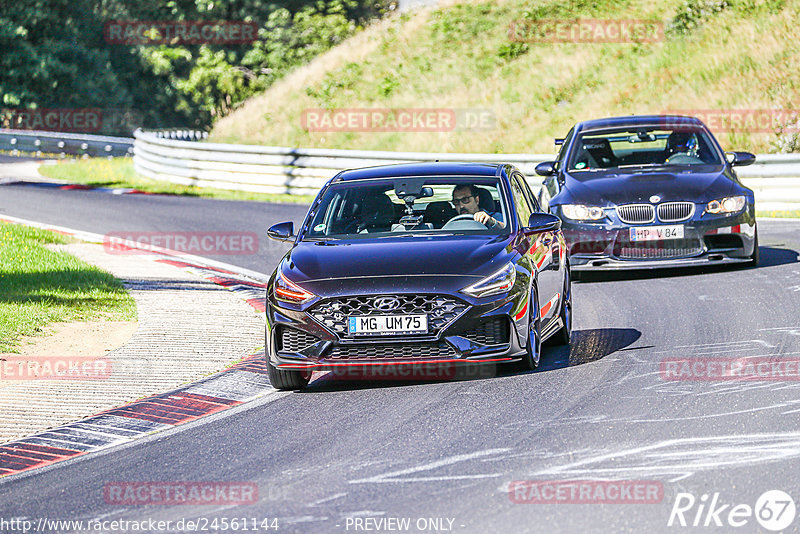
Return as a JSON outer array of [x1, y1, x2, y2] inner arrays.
[[574, 115, 706, 134], [332, 162, 505, 182]]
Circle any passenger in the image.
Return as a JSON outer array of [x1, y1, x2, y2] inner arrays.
[[451, 184, 505, 229]]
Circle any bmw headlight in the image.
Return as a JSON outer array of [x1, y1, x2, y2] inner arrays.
[[706, 195, 745, 214], [461, 262, 516, 298], [560, 204, 605, 221], [274, 271, 316, 304]]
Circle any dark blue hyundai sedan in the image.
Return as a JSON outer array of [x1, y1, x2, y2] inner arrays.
[[264, 162, 572, 389]]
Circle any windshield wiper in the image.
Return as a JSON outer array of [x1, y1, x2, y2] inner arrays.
[[380, 232, 452, 238], [616, 163, 670, 169]]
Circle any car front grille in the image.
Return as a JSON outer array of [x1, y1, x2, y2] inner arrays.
[[614, 238, 704, 259], [310, 294, 468, 336], [458, 318, 509, 345], [278, 327, 320, 352], [326, 342, 456, 360], [657, 202, 695, 222], [617, 204, 655, 224]]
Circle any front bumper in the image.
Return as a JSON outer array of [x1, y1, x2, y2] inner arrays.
[[562, 209, 756, 271], [265, 290, 530, 373]]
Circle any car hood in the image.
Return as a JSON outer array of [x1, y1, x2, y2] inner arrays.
[[563, 166, 737, 205], [284, 234, 514, 283]]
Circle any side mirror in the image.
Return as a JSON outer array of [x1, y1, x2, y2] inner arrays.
[[535, 161, 557, 177], [728, 151, 756, 167], [267, 221, 294, 242], [524, 213, 561, 235]]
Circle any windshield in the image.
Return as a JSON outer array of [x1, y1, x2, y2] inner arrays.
[[567, 126, 724, 171], [303, 176, 510, 240]]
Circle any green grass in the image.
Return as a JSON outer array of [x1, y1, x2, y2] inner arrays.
[[38, 158, 316, 204], [211, 0, 800, 155], [0, 222, 137, 353], [757, 210, 800, 218]]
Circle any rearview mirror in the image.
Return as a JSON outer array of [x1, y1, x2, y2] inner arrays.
[[524, 213, 561, 234], [727, 151, 756, 167], [394, 178, 433, 198], [267, 221, 294, 242], [535, 161, 557, 176]]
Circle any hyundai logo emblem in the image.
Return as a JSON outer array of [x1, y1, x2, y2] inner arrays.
[[650, 195, 661, 203], [372, 296, 401, 311]]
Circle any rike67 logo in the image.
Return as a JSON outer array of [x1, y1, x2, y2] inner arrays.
[[668, 490, 796, 531]]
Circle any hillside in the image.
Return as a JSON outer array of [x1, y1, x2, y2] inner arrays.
[[210, 0, 800, 154]]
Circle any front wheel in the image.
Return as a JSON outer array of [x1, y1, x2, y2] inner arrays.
[[749, 229, 759, 267], [548, 267, 572, 346], [515, 287, 541, 371], [266, 359, 311, 390]]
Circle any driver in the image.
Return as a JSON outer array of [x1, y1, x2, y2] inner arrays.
[[451, 184, 505, 229], [665, 131, 700, 161]]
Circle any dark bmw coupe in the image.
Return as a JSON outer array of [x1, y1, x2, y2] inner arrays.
[[536, 115, 758, 275], [264, 163, 572, 390]]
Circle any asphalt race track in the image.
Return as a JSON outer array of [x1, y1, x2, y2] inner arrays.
[[2, 183, 800, 533]]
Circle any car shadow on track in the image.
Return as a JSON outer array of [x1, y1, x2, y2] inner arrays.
[[298, 328, 642, 392], [574, 246, 798, 283], [758, 245, 800, 268], [534, 327, 643, 373]]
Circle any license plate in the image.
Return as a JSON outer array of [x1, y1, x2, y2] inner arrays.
[[348, 315, 428, 335], [629, 225, 684, 241]]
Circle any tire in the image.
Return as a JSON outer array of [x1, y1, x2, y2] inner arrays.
[[266, 359, 311, 390], [749, 229, 759, 267], [515, 286, 541, 371], [548, 267, 572, 346]]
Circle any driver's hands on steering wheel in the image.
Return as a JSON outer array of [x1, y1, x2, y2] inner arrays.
[[473, 211, 502, 228]]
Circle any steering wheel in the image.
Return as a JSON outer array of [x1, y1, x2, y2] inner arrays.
[[447, 213, 478, 223], [666, 154, 704, 165], [444, 213, 494, 229]]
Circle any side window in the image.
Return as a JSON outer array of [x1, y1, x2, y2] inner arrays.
[[511, 177, 533, 225], [514, 172, 541, 212]]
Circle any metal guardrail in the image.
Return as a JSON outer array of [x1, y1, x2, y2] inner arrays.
[[133, 129, 555, 196], [0, 129, 134, 158], [2, 128, 798, 210], [133, 129, 800, 209]]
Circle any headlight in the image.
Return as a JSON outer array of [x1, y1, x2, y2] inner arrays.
[[274, 271, 315, 304], [560, 204, 605, 221], [461, 262, 516, 298], [706, 195, 745, 214]]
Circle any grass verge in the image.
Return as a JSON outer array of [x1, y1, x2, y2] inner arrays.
[[757, 210, 800, 219], [37, 158, 316, 204], [212, 0, 800, 155], [0, 222, 137, 353]]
